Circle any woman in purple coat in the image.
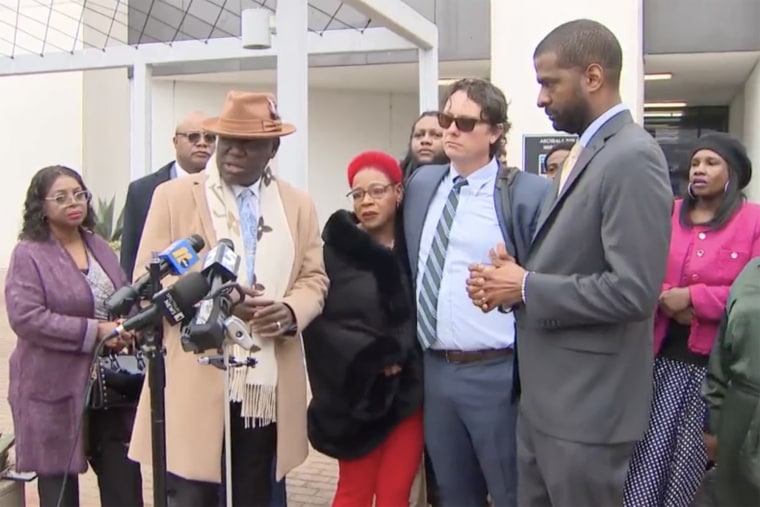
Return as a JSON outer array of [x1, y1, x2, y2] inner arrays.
[[5, 166, 142, 507]]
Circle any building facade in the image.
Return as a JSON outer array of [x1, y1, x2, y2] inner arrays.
[[0, 0, 759, 268]]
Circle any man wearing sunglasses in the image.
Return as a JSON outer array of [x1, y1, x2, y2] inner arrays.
[[120, 111, 217, 280], [402, 78, 550, 507]]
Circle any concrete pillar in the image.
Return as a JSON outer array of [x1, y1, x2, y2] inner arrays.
[[741, 58, 760, 202], [491, 0, 644, 168], [129, 63, 153, 181], [276, 0, 309, 191], [418, 47, 440, 112]]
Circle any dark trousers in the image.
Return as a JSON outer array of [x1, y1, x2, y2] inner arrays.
[[38, 475, 79, 507], [270, 457, 288, 507], [168, 403, 277, 507], [37, 409, 143, 507], [88, 408, 144, 506], [423, 448, 440, 506]]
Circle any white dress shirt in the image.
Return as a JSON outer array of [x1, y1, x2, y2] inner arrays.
[[416, 158, 516, 351], [171, 161, 192, 179]]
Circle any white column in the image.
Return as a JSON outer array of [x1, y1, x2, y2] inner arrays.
[[129, 63, 152, 182], [418, 46, 439, 112], [275, 0, 309, 192], [742, 58, 760, 202], [491, 0, 644, 168]]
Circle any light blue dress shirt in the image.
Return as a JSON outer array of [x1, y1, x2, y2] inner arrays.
[[416, 157, 516, 351], [579, 103, 629, 147]]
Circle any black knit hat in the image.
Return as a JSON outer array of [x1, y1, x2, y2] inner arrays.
[[690, 133, 752, 190]]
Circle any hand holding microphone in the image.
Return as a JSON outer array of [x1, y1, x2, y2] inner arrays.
[[96, 321, 133, 350], [102, 272, 211, 345]]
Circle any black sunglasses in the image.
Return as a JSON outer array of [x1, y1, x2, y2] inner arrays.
[[438, 112, 486, 133], [176, 131, 217, 144]]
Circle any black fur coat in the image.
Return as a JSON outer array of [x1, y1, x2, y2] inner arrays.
[[302, 209, 423, 460]]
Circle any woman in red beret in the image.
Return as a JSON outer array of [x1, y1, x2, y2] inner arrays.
[[302, 151, 424, 507]]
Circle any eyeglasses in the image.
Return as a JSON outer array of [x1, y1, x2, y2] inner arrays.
[[438, 112, 486, 133], [347, 184, 394, 203], [45, 190, 92, 206], [176, 131, 217, 144]]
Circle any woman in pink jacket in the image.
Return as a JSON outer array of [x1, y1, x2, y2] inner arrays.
[[624, 133, 760, 506]]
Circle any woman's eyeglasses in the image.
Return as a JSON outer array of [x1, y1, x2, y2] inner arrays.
[[347, 184, 393, 203], [45, 190, 92, 206], [176, 131, 217, 144], [437, 112, 486, 133]]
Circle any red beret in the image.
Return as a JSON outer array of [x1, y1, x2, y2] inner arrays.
[[347, 151, 403, 187]]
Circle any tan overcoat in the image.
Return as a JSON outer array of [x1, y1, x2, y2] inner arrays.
[[127, 172, 328, 482]]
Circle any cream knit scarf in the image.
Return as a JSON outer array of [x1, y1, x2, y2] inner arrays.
[[204, 165, 295, 427]]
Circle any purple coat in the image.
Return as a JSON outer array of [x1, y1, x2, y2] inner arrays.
[[5, 231, 128, 475]]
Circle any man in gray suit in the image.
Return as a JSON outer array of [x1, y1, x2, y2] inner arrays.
[[466, 19, 672, 506], [403, 78, 550, 507]]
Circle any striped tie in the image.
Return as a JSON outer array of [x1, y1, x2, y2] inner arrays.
[[417, 176, 468, 349], [237, 189, 258, 286]]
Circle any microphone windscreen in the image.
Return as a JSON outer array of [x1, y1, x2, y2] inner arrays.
[[218, 238, 235, 250], [172, 272, 211, 310], [188, 234, 206, 252]]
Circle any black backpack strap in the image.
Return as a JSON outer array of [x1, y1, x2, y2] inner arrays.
[[496, 165, 521, 261]]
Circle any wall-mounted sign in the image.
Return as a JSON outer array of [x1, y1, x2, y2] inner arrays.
[[522, 134, 577, 176]]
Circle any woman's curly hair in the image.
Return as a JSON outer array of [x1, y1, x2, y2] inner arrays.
[[19, 165, 97, 242]]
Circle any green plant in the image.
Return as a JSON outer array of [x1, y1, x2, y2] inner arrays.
[[93, 196, 125, 250]]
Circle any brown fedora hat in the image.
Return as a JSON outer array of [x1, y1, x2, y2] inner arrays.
[[202, 90, 296, 139]]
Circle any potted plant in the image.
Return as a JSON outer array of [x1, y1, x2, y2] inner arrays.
[[93, 196, 125, 253]]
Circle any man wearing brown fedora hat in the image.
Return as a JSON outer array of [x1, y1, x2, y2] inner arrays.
[[128, 90, 329, 506]]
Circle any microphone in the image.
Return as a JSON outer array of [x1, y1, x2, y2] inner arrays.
[[201, 238, 239, 282], [181, 239, 241, 354], [109, 272, 210, 338], [105, 234, 206, 317]]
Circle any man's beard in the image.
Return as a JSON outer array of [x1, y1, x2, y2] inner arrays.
[[551, 96, 591, 135]]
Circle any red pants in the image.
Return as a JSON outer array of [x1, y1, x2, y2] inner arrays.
[[332, 410, 424, 507]]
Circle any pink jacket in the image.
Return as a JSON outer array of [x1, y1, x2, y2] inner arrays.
[[654, 199, 760, 355]]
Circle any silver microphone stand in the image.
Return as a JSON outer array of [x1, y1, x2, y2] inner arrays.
[[198, 316, 259, 507]]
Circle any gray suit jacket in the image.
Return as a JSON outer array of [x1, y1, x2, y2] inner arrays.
[[515, 110, 672, 444], [403, 163, 551, 280]]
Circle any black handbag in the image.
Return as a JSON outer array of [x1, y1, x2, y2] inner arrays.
[[89, 351, 146, 410]]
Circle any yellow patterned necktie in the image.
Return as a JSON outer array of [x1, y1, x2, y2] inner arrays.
[[557, 141, 582, 195]]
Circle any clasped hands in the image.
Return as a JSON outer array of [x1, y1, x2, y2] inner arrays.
[[658, 286, 693, 325], [232, 284, 295, 338], [466, 243, 527, 313]]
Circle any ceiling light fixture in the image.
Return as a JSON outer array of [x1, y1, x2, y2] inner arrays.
[[438, 78, 461, 86], [644, 101, 687, 108], [644, 111, 684, 119], [644, 73, 673, 81]]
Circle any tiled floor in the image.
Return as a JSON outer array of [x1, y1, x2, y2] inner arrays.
[[0, 297, 338, 507]]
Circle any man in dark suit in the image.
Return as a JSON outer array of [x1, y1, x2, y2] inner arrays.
[[466, 19, 672, 506], [120, 111, 215, 280], [403, 78, 550, 507]]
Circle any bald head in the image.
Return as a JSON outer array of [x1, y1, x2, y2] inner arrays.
[[175, 110, 208, 133], [173, 110, 215, 174]]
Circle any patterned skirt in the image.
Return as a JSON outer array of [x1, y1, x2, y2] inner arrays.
[[624, 356, 709, 507]]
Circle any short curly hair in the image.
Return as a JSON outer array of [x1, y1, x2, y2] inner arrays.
[[19, 165, 96, 242]]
